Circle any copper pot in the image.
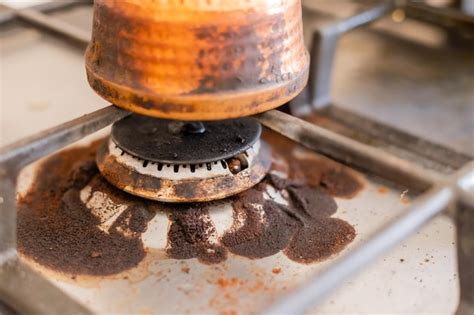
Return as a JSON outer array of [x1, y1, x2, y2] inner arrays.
[[85, 0, 309, 121]]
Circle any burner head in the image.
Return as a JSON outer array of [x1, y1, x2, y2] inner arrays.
[[96, 115, 272, 202], [85, 0, 309, 121]]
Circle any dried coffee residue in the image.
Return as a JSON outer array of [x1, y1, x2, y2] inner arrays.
[[221, 188, 298, 259], [17, 140, 157, 276], [17, 129, 361, 275], [285, 184, 355, 263], [221, 177, 355, 264], [262, 129, 364, 199], [166, 202, 227, 264], [217, 130, 359, 263]]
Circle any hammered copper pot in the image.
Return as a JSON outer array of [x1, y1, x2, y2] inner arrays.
[[85, 0, 309, 121]]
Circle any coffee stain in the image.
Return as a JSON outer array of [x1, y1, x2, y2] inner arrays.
[[17, 129, 363, 276], [284, 184, 356, 263], [217, 130, 359, 263], [165, 202, 227, 264], [262, 128, 365, 199], [220, 177, 355, 264], [17, 140, 156, 276], [221, 188, 298, 259]]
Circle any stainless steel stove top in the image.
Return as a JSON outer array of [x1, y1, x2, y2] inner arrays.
[[1, 1, 473, 314]]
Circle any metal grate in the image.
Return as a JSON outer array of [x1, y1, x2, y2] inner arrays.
[[0, 1, 473, 314]]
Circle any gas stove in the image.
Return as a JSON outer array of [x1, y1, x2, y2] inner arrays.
[[1, 1, 473, 315]]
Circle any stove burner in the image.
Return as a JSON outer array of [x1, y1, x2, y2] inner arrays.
[[96, 115, 272, 202], [111, 114, 261, 164]]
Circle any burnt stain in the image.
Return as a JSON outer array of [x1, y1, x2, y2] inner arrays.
[[195, 25, 219, 41], [85, 0, 309, 120], [214, 175, 236, 191], [87, 3, 144, 90], [131, 96, 155, 110], [97, 144, 163, 193], [88, 77, 121, 102], [172, 175, 241, 201], [173, 181, 200, 200], [97, 140, 271, 203]]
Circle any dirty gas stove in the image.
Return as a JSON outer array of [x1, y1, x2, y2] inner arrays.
[[1, 1, 474, 315]]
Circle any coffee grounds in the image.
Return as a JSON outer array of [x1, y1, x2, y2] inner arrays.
[[221, 189, 299, 259], [219, 179, 355, 264], [166, 203, 227, 264], [320, 168, 363, 198], [206, 128, 358, 263], [281, 181, 355, 263], [17, 129, 360, 274], [266, 173, 292, 191], [17, 141, 156, 276], [286, 185, 337, 219], [284, 217, 356, 263], [215, 128, 357, 263], [262, 129, 364, 198]]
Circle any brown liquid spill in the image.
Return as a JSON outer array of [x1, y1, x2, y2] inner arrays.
[[17, 128, 362, 276]]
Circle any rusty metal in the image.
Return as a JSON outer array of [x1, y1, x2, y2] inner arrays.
[[85, 0, 309, 121], [96, 138, 272, 202]]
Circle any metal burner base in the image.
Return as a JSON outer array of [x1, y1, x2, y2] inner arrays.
[[111, 114, 262, 165], [96, 137, 272, 202]]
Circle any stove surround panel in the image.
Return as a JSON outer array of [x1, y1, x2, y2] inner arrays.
[[0, 1, 473, 314]]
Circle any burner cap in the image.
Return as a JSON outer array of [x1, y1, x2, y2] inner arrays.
[[96, 116, 271, 202], [111, 114, 261, 164]]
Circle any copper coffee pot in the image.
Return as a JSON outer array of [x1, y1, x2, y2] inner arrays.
[[85, 0, 309, 121]]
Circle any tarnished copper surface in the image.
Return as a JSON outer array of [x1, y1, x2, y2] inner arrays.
[[96, 138, 272, 202], [85, 0, 309, 120]]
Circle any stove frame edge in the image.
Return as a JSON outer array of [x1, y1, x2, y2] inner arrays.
[[0, 2, 473, 314]]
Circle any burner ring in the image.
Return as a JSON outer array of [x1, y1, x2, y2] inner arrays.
[[111, 114, 261, 165], [96, 137, 272, 202]]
